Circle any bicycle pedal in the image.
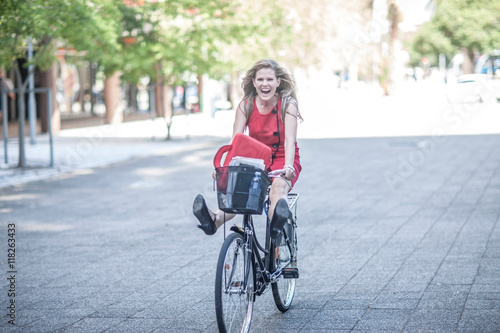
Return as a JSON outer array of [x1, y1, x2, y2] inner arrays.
[[282, 267, 299, 279]]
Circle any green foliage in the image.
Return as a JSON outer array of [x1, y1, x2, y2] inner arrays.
[[0, 0, 293, 84], [220, 1, 291, 70], [0, 0, 122, 73], [411, 0, 500, 66], [411, 22, 455, 66], [115, 0, 290, 83]]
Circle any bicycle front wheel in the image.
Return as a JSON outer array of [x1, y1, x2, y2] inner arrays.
[[215, 232, 255, 333], [270, 220, 297, 312]]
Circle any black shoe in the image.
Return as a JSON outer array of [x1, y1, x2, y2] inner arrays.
[[193, 194, 217, 235], [270, 198, 290, 240]]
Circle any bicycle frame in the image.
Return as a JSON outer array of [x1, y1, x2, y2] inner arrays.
[[227, 193, 298, 296], [215, 190, 299, 333]]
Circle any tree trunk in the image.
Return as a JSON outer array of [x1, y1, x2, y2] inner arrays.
[[462, 48, 475, 74], [381, 0, 401, 96], [39, 62, 60, 133], [163, 82, 173, 140], [155, 81, 163, 117], [230, 71, 241, 110], [104, 71, 122, 124]]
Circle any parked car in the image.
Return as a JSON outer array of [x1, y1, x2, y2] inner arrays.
[[446, 51, 500, 104], [475, 51, 500, 78]]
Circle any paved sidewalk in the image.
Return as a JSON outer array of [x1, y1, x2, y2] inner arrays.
[[0, 133, 499, 332], [0, 112, 235, 188]]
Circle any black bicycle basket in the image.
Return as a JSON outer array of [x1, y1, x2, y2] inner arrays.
[[215, 165, 270, 214]]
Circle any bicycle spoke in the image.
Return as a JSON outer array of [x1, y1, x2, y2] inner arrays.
[[215, 233, 254, 333], [271, 220, 298, 312]]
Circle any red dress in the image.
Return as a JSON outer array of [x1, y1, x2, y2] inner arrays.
[[247, 99, 301, 187]]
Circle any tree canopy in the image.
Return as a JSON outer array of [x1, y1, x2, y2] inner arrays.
[[0, 0, 122, 75], [0, 0, 276, 84], [411, 0, 500, 68], [117, 0, 258, 84], [1, 0, 379, 83]]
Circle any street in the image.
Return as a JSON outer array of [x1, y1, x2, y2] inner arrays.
[[1, 130, 500, 332]]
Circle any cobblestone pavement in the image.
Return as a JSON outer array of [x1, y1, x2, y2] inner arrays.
[[1, 132, 499, 332]]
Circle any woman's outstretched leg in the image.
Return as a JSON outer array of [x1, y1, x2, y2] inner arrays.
[[193, 194, 235, 235]]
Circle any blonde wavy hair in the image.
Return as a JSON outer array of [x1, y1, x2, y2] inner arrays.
[[241, 59, 302, 123]]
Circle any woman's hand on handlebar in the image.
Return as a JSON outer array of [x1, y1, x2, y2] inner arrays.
[[269, 167, 295, 181], [284, 168, 295, 181]]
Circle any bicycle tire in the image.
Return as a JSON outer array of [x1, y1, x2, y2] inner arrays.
[[215, 232, 255, 333], [270, 219, 297, 312]]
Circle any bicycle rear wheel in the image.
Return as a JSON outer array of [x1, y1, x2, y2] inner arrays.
[[215, 232, 255, 333], [270, 220, 297, 312]]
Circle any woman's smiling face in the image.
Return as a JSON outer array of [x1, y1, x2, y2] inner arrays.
[[253, 67, 280, 102]]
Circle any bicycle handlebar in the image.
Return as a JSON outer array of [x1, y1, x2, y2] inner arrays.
[[268, 169, 286, 178]]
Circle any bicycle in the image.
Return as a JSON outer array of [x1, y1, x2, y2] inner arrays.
[[213, 165, 299, 333]]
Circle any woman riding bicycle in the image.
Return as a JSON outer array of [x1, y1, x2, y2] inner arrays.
[[193, 59, 302, 236]]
